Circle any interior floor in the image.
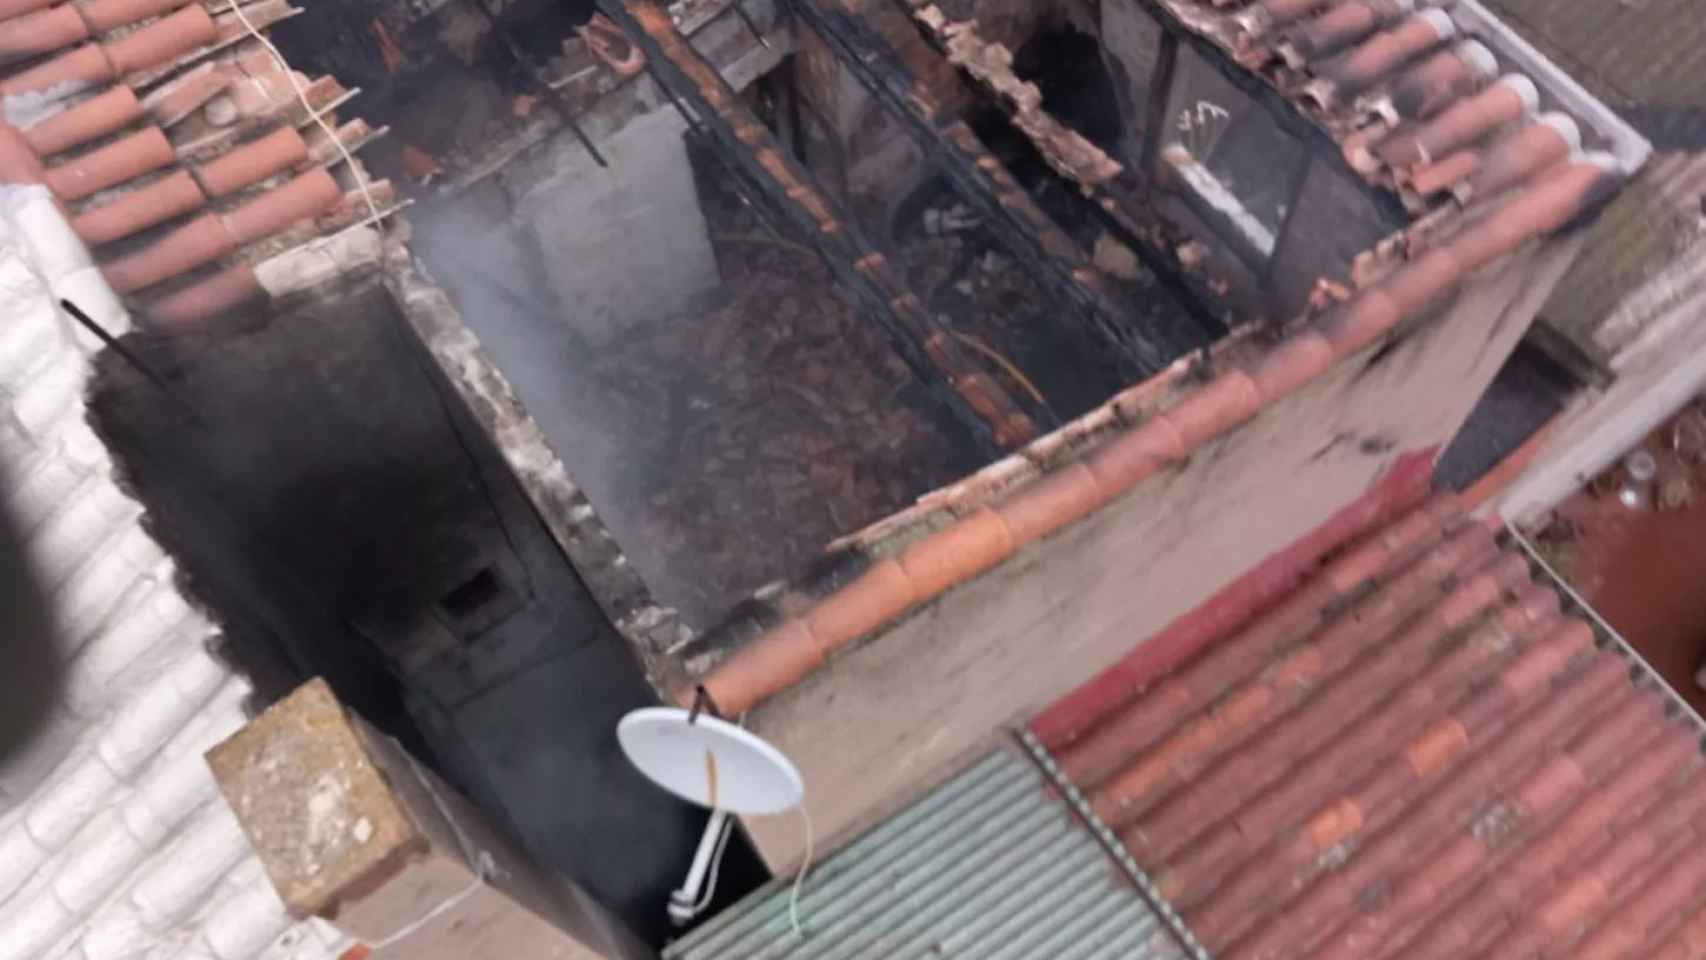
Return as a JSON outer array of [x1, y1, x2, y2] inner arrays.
[[1535, 400, 1706, 717]]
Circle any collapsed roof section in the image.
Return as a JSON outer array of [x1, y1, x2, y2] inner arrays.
[[907, 0, 1649, 323], [664, 0, 1643, 716], [0, 0, 395, 329]]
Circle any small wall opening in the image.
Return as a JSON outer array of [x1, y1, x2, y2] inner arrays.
[[1012, 24, 1126, 154]]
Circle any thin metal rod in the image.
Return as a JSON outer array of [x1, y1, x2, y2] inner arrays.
[[730, 0, 770, 48], [647, 60, 705, 131], [60, 299, 201, 421], [469, 0, 609, 167], [1503, 520, 1706, 735]]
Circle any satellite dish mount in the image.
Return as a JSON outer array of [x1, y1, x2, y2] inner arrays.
[[618, 688, 805, 927]]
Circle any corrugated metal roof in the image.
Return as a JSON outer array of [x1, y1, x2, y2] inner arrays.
[[665, 747, 1187, 960], [1471, 0, 1706, 365]]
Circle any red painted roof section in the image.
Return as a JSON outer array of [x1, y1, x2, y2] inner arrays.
[[0, 0, 388, 328], [1040, 497, 1706, 960]]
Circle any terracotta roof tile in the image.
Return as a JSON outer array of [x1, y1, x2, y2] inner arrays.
[[71, 167, 203, 244], [192, 124, 308, 197], [21, 84, 142, 156], [1033, 504, 1706, 960], [79, 0, 190, 34], [100, 212, 236, 293], [1374, 75, 1537, 172], [694, 618, 827, 719], [142, 60, 235, 126], [0, 0, 379, 326], [803, 558, 917, 653], [897, 507, 1014, 599], [1, 41, 112, 94], [993, 462, 1109, 548], [0, 4, 88, 62], [0, 0, 54, 20], [1160, 370, 1261, 448], [43, 125, 172, 200], [1058, 496, 1454, 791], [102, 3, 215, 75]]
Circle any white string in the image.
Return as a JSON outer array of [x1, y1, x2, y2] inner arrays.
[[788, 804, 814, 939], [366, 851, 495, 950], [366, 749, 499, 951], [222, 0, 382, 224]]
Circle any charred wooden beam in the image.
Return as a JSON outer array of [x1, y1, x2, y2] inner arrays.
[[786, 0, 1180, 379], [901, 1, 1230, 343], [598, 0, 1040, 452]]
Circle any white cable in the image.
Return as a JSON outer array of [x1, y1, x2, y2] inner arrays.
[[690, 813, 734, 914], [788, 805, 814, 939], [366, 748, 499, 950], [222, 0, 381, 224]]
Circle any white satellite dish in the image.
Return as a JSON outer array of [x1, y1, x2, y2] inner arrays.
[[619, 707, 804, 815], [618, 706, 806, 925]]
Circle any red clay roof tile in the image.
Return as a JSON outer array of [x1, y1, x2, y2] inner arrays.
[[692, 618, 827, 716], [21, 84, 142, 156], [1277, 0, 1401, 65], [43, 124, 171, 200], [802, 558, 916, 653], [1376, 75, 1537, 171], [1383, 41, 1498, 124], [0, 0, 54, 19], [1407, 148, 1483, 198], [192, 124, 308, 197], [1313, 10, 1457, 102], [102, 3, 215, 75], [0, 42, 113, 95], [1244, 327, 1335, 400], [896, 507, 1014, 600], [994, 461, 1108, 547], [1032, 503, 1706, 960], [144, 261, 263, 330], [0, 0, 378, 331], [1160, 370, 1261, 448], [219, 166, 340, 243], [79, 0, 191, 34], [1459, 114, 1580, 202], [71, 167, 203, 244], [101, 212, 236, 292], [0, 4, 89, 62], [142, 60, 235, 125]]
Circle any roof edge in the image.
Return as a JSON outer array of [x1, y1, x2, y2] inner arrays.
[[1449, 0, 1651, 176]]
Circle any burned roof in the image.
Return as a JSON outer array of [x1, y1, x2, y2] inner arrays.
[[919, 0, 1649, 292], [676, 0, 1646, 734], [0, 0, 393, 328], [1039, 495, 1706, 960]]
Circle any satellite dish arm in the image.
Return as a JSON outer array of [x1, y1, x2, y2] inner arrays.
[[669, 809, 733, 926]]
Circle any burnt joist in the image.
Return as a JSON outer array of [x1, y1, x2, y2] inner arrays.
[[599, 0, 1038, 452], [789, 0, 1175, 379], [901, 1, 1229, 346]]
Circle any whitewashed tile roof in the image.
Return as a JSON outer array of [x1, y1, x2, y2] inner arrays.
[[0, 182, 347, 960]]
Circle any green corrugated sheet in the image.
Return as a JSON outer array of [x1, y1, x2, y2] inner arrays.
[[1482, 0, 1706, 107], [1481, 0, 1706, 366], [664, 749, 1186, 960]]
